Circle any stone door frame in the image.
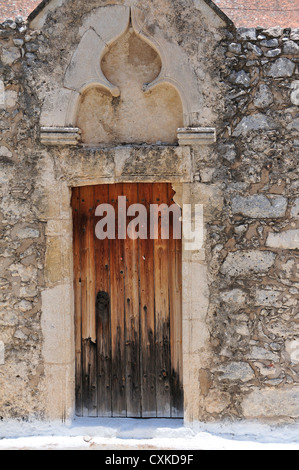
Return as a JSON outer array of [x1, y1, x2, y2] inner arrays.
[[40, 145, 211, 423]]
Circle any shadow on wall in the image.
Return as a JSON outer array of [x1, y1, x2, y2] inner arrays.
[[76, 29, 184, 146]]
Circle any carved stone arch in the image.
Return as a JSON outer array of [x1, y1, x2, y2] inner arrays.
[[76, 24, 184, 145], [64, 5, 132, 99], [40, 4, 204, 140], [64, 29, 121, 99], [131, 6, 203, 127], [64, 5, 198, 130]]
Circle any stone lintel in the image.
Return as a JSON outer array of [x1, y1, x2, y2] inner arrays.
[[177, 127, 217, 146]]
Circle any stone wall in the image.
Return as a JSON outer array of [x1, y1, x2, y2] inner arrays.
[[201, 26, 299, 421], [0, 3, 298, 423], [0, 17, 46, 419]]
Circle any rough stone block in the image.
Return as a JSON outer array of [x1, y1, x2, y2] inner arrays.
[[1, 47, 21, 66], [242, 388, 299, 419], [237, 28, 257, 41], [17, 300, 33, 312], [260, 39, 279, 48], [0, 146, 12, 159], [220, 289, 247, 306], [264, 48, 281, 58], [231, 195, 287, 218], [217, 362, 255, 382], [9, 263, 37, 283], [253, 84, 274, 109], [288, 118, 299, 132], [229, 70, 251, 87], [265, 58, 296, 78], [233, 113, 277, 137], [0, 310, 18, 327], [20, 285, 38, 298], [247, 346, 279, 362], [290, 29, 299, 41], [291, 81, 299, 106], [205, 390, 231, 414], [291, 199, 299, 218], [220, 250, 276, 277], [256, 288, 281, 307], [5, 90, 18, 109], [228, 42, 242, 54], [283, 40, 299, 55], [264, 27, 283, 38], [266, 229, 299, 250], [286, 340, 299, 364], [16, 227, 40, 240]]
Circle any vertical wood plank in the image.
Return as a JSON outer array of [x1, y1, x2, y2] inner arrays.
[[139, 183, 157, 417], [80, 185, 97, 417], [96, 290, 111, 417], [110, 183, 126, 417], [80, 186, 97, 343], [94, 185, 110, 297], [72, 187, 83, 417], [94, 185, 112, 417], [153, 183, 171, 418], [168, 185, 184, 418], [124, 183, 141, 417]]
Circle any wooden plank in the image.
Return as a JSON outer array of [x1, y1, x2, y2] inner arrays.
[[94, 185, 110, 296], [139, 183, 157, 417], [94, 185, 112, 417], [168, 185, 184, 418], [153, 183, 171, 418], [80, 186, 97, 343], [110, 183, 126, 417], [72, 187, 83, 417], [79, 185, 97, 417], [82, 338, 97, 417], [96, 290, 111, 417], [124, 183, 141, 417]]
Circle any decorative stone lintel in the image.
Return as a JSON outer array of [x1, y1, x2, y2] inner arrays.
[[40, 127, 81, 146], [177, 127, 217, 146]]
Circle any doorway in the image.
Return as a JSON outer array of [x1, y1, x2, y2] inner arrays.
[[72, 183, 183, 418]]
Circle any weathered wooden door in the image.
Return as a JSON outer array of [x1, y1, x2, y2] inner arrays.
[[72, 183, 183, 418]]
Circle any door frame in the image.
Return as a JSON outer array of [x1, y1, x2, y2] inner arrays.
[[40, 146, 211, 423], [72, 182, 184, 418]]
